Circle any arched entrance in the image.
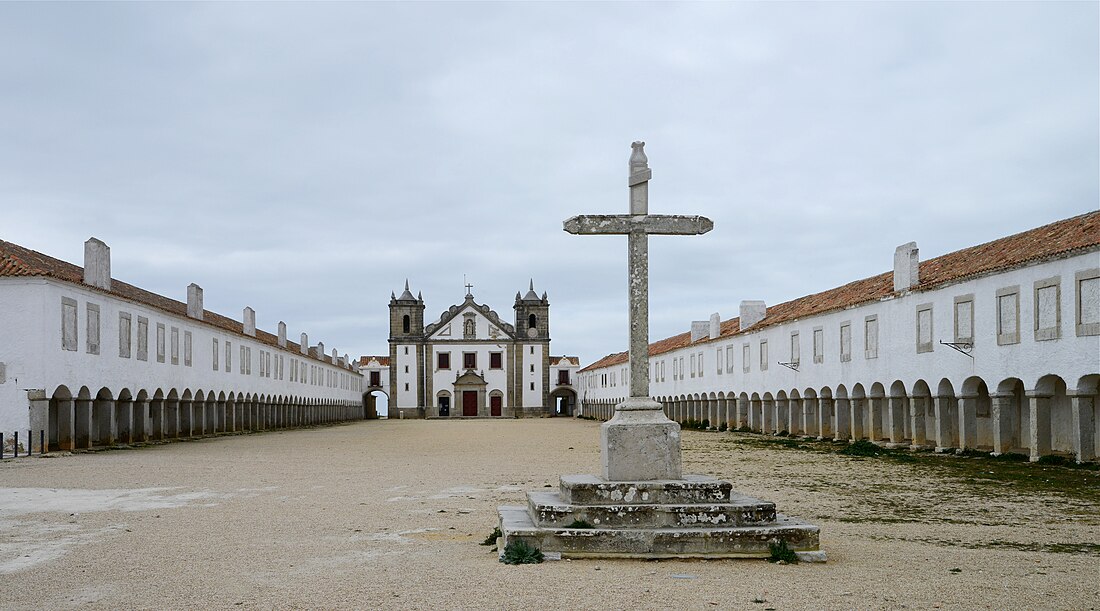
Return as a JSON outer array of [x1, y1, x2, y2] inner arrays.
[[364, 390, 389, 419], [550, 388, 577, 416]]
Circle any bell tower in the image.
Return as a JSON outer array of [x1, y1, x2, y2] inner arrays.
[[513, 279, 549, 340], [389, 280, 425, 340], [514, 280, 551, 416], [389, 280, 425, 418]]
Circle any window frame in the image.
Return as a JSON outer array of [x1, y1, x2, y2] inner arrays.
[[916, 303, 934, 353], [953, 294, 974, 344], [1077, 268, 1100, 337], [437, 351, 451, 370], [463, 352, 477, 370], [1033, 276, 1061, 341], [996, 286, 1020, 345]]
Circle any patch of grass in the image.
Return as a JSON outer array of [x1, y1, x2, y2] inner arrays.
[[480, 526, 502, 546], [839, 439, 882, 457], [767, 539, 798, 564], [717, 423, 728, 432], [992, 452, 1029, 462], [736, 426, 753, 433], [501, 539, 544, 565], [701, 419, 710, 429], [565, 519, 594, 529], [1036, 454, 1070, 466]]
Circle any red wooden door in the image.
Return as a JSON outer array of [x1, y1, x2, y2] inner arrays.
[[490, 395, 502, 417], [462, 391, 478, 416]]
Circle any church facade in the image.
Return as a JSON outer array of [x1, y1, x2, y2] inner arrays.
[[387, 281, 574, 419]]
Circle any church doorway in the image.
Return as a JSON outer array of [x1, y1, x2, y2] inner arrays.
[[549, 388, 577, 417], [365, 390, 389, 418], [462, 391, 478, 417], [490, 394, 502, 417]]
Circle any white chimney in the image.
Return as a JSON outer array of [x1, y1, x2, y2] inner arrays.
[[709, 313, 721, 340], [739, 300, 767, 330], [83, 238, 111, 290], [317, 342, 325, 358], [331, 348, 338, 363], [243, 307, 256, 336], [277, 321, 287, 347], [894, 242, 919, 292], [690, 321, 709, 342], [300, 333, 308, 355], [187, 284, 204, 320]]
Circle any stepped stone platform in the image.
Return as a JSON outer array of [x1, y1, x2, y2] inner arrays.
[[498, 474, 823, 560]]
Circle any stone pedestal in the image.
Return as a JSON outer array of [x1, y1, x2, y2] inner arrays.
[[601, 398, 681, 481], [499, 474, 822, 559]]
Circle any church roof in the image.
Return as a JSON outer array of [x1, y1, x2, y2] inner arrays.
[[550, 356, 580, 366], [424, 294, 516, 337], [358, 355, 390, 367], [0, 238, 356, 371], [580, 210, 1100, 372]]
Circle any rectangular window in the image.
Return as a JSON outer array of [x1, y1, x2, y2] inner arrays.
[[184, 331, 192, 366], [170, 327, 179, 365], [530, 346, 535, 355], [954, 295, 974, 344], [530, 363, 535, 373], [726, 346, 735, 373], [697, 352, 703, 377], [759, 340, 768, 371], [790, 332, 800, 365], [156, 323, 166, 363], [812, 327, 824, 364], [137, 316, 148, 361], [742, 343, 750, 373], [716, 348, 723, 375], [1034, 277, 1061, 341], [839, 322, 851, 362], [558, 369, 569, 384], [225, 341, 232, 372], [996, 286, 1020, 345], [916, 304, 933, 353], [530, 382, 535, 391], [247, 347, 252, 375], [690, 354, 696, 378], [490, 352, 503, 369], [437, 352, 450, 369], [463, 352, 477, 369], [1077, 268, 1100, 336], [119, 312, 132, 358], [240, 345, 246, 374], [865, 315, 878, 359], [61, 297, 78, 351], [86, 303, 100, 355], [213, 338, 220, 370]]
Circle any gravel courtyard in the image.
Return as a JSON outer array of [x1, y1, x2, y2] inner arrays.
[[0, 418, 1096, 610]]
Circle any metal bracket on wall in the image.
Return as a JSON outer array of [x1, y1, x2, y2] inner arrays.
[[939, 340, 974, 358], [777, 361, 799, 372]]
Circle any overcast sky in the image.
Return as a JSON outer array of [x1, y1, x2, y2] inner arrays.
[[2, 2, 1097, 367]]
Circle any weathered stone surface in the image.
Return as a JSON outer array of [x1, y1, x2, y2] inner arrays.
[[559, 474, 731, 505], [600, 401, 682, 481], [528, 491, 777, 528]]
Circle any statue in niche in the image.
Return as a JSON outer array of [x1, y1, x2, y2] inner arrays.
[[464, 318, 475, 339]]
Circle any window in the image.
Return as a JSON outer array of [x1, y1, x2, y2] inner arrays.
[[240, 345, 246, 374], [530, 364, 535, 373], [839, 322, 851, 362], [119, 312, 132, 358], [716, 348, 723, 375], [1077, 268, 1100, 336], [438, 352, 451, 370], [916, 304, 933, 353], [530, 382, 535, 391], [184, 331, 192, 366], [213, 339, 219, 370], [246, 347, 252, 374], [953, 295, 974, 344], [558, 369, 570, 384], [742, 343, 750, 373], [996, 286, 1020, 345], [86, 303, 100, 355], [170, 327, 179, 365], [864, 315, 878, 359], [490, 352, 503, 369], [690, 354, 696, 378], [61, 297, 78, 351], [369, 371, 380, 386], [1034, 277, 1061, 341], [529, 313, 537, 330], [156, 323, 166, 363], [813, 327, 824, 363], [726, 346, 735, 373], [463, 352, 477, 369], [759, 340, 768, 371], [530, 346, 535, 355], [137, 316, 148, 361], [697, 352, 703, 377], [402, 315, 410, 334], [225, 341, 232, 372], [790, 332, 800, 366]]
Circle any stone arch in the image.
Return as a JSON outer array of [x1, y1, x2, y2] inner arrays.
[[1073, 374, 1100, 461], [488, 389, 505, 417], [885, 380, 909, 446], [774, 389, 790, 436], [92, 387, 115, 447], [993, 377, 1027, 456], [849, 383, 868, 441], [932, 378, 958, 451], [435, 389, 452, 417], [1030, 374, 1070, 460], [788, 389, 802, 436], [48, 385, 74, 451]]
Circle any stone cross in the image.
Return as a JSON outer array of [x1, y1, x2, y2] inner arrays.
[[564, 142, 712, 481]]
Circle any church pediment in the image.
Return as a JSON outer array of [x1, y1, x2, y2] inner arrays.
[[425, 297, 515, 340], [454, 370, 488, 386]]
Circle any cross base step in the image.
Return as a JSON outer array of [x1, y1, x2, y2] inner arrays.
[[498, 474, 823, 560]]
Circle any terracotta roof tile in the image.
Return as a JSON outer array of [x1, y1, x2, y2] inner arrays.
[[357, 356, 390, 367], [580, 211, 1100, 372], [0, 239, 355, 371]]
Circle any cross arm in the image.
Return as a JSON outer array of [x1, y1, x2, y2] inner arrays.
[[563, 214, 713, 236]]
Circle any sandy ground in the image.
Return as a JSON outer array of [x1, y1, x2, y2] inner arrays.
[[0, 418, 1096, 610]]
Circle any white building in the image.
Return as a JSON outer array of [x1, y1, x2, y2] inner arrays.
[[386, 281, 578, 418], [578, 211, 1100, 463], [0, 237, 365, 453]]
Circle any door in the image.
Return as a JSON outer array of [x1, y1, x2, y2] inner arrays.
[[490, 395, 502, 417], [462, 391, 478, 417]]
